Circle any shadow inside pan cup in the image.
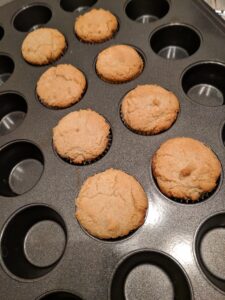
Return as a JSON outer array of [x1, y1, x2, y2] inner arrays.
[[60, 0, 97, 13], [0, 205, 67, 280], [0, 93, 27, 136], [150, 24, 200, 60], [0, 26, 4, 40], [39, 291, 82, 299], [182, 62, 225, 106], [13, 5, 52, 32], [125, 0, 169, 24], [110, 250, 192, 300], [0, 141, 44, 197], [0, 55, 14, 86], [195, 213, 225, 292]]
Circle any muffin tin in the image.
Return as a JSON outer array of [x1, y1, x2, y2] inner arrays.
[[0, 0, 225, 299]]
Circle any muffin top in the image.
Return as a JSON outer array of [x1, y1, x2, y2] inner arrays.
[[53, 109, 110, 164], [152, 137, 221, 201], [75, 8, 118, 43], [22, 28, 66, 65], [96, 45, 144, 83], [36, 64, 86, 108], [75, 168, 148, 239], [121, 84, 180, 134]]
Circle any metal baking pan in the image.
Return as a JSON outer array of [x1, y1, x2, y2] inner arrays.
[[0, 0, 225, 299]]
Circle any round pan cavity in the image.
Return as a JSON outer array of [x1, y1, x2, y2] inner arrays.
[[0, 55, 14, 86], [125, 0, 169, 24], [0, 92, 27, 136], [182, 62, 225, 107], [150, 24, 200, 60], [60, 0, 97, 13], [38, 291, 82, 299], [195, 212, 225, 293], [110, 250, 192, 300], [0, 205, 67, 280], [0, 141, 44, 197], [13, 4, 52, 32]]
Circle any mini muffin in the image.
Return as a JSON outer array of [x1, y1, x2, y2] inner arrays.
[[75, 168, 148, 239], [37, 64, 86, 108], [53, 109, 110, 164], [121, 84, 180, 135], [22, 28, 66, 65], [75, 8, 118, 43], [152, 137, 221, 202], [96, 45, 144, 83]]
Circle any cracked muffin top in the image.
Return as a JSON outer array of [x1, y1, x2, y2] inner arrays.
[[152, 137, 221, 201], [96, 45, 144, 83], [22, 28, 66, 65], [75, 168, 148, 239], [36, 64, 86, 108], [53, 109, 110, 164], [121, 84, 180, 135], [74, 8, 118, 43]]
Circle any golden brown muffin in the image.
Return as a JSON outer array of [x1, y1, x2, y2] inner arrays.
[[53, 109, 110, 164], [121, 84, 180, 134], [36, 64, 86, 108], [96, 45, 144, 83], [75, 168, 148, 239], [22, 28, 66, 65], [152, 137, 221, 201], [75, 8, 118, 43]]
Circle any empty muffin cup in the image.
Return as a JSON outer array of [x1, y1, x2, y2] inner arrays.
[[0, 93, 27, 136], [39, 291, 82, 300], [0, 205, 67, 280], [150, 24, 200, 60], [110, 250, 192, 300], [182, 62, 225, 106], [13, 5, 52, 32], [0, 141, 44, 197], [60, 0, 97, 13], [126, 0, 169, 24], [0, 55, 14, 86], [195, 212, 225, 292]]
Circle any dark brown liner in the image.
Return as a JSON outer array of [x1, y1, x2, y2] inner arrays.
[[95, 49, 145, 84], [75, 21, 120, 44], [120, 105, 177, 136], [36, 76, 87, 110], [54, 128, 112, 166], [153, 175, 221, 204]]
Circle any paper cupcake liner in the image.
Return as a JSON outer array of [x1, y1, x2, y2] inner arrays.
[[75, 25, 119, 45], [120, 104, 179, 136], [36, 76, 87, 110], [154, 177, 220, 204], [55, 128, 112, 166], [120, 106, 154, 136], [96, 67, 144, 84]]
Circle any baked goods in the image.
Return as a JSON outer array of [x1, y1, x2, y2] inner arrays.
[[53, 109, 110, 164], [152, 137, 221, 201], [121, 84, 180, 134], [75, 8, 118, 43], [75, 168, 148, 239], [22, 28, 66, 65], [36, 64, 86, 108], [96, 45, 144, 83]]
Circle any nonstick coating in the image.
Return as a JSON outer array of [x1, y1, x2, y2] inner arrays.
[[0, 0, 225, 299]]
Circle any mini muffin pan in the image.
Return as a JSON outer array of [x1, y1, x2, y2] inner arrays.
[[0, 0, 225, 299]]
